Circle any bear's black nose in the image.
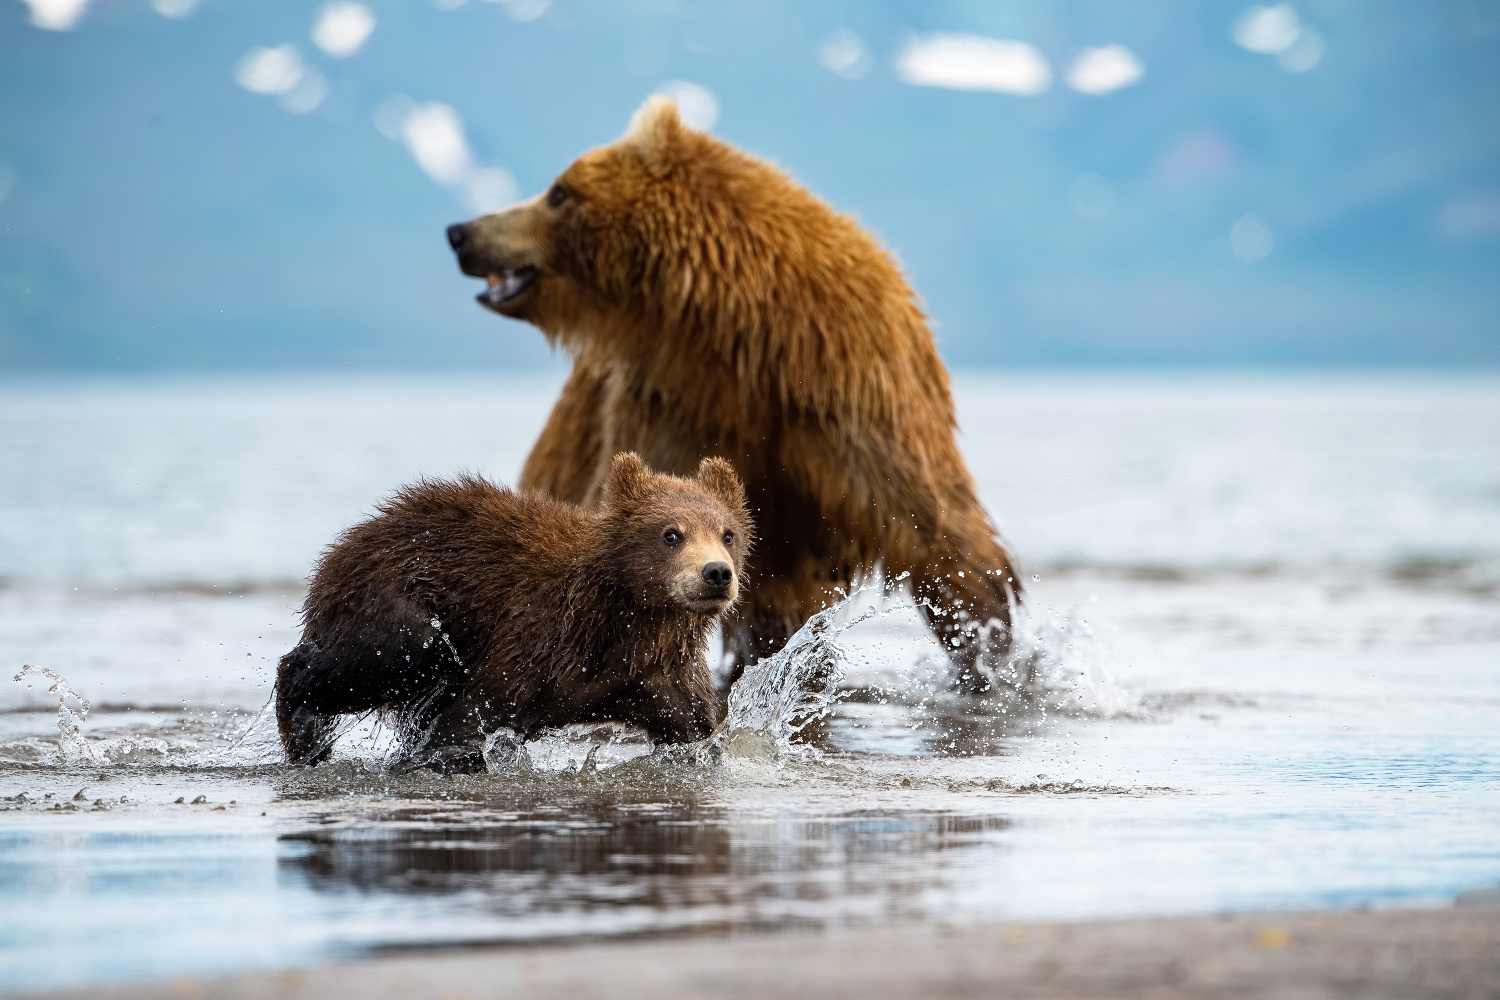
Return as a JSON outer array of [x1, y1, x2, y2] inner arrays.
[[701, 562, 733, 591], [446, 223, 468, 252]]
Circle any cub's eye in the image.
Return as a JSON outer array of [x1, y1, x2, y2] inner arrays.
[[546, 184, 569, 208], [722, 531, 735, 546], [662, 529, 683, 547]]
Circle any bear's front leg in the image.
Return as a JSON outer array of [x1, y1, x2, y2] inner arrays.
[[399, 689, 495, 774], [634, 668, 719, 744], [276, 643, 346, 765], [909, 549, 1017, 695]]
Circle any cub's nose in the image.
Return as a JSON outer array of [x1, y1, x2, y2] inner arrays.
[[701, 561, 733, 592], [446, 223, 468, 252]]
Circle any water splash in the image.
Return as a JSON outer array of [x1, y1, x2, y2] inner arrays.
[[720, 582, 1138, 756], [12, 665, 105, 764], [217, 696, 658, 777], [19, 580, 1135, 775], [721, 602, 876, 751], [517, 723, 654, 773], [215, 697, 298, 767], [4, 666, 263, 766], [980, 603, 1139, 718]]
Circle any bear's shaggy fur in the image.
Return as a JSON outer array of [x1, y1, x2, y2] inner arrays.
[[275, 453, 751, 771], [446, 97, 1019, 688]]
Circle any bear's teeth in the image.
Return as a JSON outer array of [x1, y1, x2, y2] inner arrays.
[[483, 269, 535, 304]]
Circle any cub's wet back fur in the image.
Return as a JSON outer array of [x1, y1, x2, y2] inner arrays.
[[276, 453, 751, 772]]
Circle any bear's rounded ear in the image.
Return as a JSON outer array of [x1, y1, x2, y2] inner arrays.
[[696, 456, 746, 512], [602, 451, 651, 508], [625, 95, 684, 168]]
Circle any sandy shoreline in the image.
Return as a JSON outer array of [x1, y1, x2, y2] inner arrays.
[[21, 903, 1500, 1000]]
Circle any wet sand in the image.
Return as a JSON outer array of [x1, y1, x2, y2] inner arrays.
[[24, 904, 1500, 1000]]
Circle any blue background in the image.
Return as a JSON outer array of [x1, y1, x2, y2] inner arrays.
[[1, 0, 1497, 370]]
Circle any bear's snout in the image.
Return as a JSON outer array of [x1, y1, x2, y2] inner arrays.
[[668, 541, 739, 612], [701, 561, 733, 592], [445, 205, 549, 313]]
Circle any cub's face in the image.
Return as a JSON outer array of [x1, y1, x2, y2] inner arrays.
[[603, 454, 752, 618], [650, 495, 744, 614]]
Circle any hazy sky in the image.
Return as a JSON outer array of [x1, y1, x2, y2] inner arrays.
[[1, 0, 1497, 370]]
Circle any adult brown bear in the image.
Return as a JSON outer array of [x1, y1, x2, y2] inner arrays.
[[446, 96, 1019, 689]]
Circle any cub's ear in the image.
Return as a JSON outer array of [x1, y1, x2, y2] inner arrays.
[[602, 452, 651, 508], [696, 456, 746, 513], [624, 94, 684, 168]]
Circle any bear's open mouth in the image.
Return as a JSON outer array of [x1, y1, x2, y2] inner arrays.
[[479, 267, 538, 306]]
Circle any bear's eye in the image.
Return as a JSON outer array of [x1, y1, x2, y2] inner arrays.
[[663, 529, 683, 547], [546, 184, 569, 208], [722, 531, 734, 546]]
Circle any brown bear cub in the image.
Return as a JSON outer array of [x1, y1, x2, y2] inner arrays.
[[275, 453, 751, 772]]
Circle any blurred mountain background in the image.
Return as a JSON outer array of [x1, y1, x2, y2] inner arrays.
[[1, 0, 1497, 370]]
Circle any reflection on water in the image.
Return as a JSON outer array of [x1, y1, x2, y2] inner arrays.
[[281, 805, 1010, 938]]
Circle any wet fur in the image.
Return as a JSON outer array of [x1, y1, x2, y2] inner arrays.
[[276, 454, 751, 770], [453, 97, 1020, 687]]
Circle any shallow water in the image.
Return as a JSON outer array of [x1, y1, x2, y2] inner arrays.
[[2, 373, 1498, 991]]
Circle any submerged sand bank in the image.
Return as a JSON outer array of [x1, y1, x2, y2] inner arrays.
[[26, 905, 1500, 1000]]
